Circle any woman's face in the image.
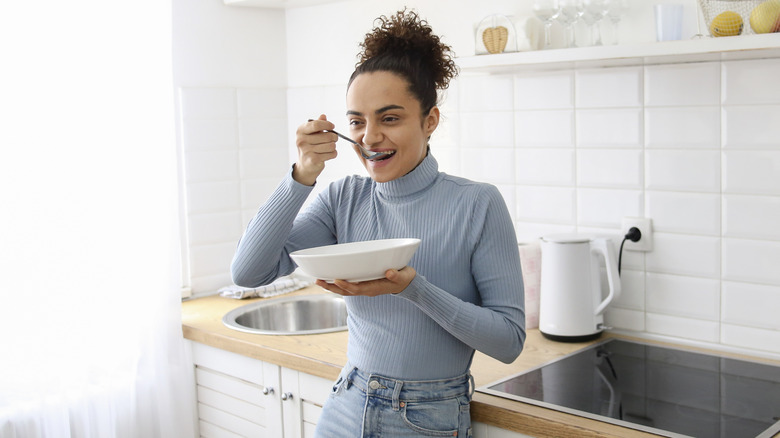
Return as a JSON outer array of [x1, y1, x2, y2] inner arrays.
[[346, 71, 439, 183]]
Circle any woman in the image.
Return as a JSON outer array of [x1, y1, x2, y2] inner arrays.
[[231, 9, 525, 437]]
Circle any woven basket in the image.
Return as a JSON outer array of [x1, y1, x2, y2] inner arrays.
[[698, 0, 780, 36], [475, 15, 517, 55]]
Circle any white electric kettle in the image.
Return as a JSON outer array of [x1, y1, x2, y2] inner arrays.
[[539, 234, 621, 342]]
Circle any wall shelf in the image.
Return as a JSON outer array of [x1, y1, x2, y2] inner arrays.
[[457, 34, 780, 73], [223, 0, 336, 8]]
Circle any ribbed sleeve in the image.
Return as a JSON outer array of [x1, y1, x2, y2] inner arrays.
[[230, 167, 316, 287], [230, 154, 526, 380]]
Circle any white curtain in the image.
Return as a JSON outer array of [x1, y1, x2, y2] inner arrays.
[[0, 1, 197, 437]]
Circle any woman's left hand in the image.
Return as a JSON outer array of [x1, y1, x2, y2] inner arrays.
[[316, 266, 416, 297]]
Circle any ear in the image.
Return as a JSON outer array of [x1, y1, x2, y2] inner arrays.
[[424, 106, 440, 137]]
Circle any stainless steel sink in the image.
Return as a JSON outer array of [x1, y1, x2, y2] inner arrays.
[[222, 294, 348, 335]]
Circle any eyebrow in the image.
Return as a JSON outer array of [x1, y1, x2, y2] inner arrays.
[[346, 104, 405, 117]]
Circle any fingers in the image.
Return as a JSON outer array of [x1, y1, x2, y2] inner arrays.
[[292, 115, 339, 185], [315, 280, 349, 296], [306, 114, 335, 133], [386, 266, 416, 290], [297, 117, 337, 149], [314, 267, 416, 297]]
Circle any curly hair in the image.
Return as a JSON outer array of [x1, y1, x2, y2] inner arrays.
[[348, 9, 458, 115]]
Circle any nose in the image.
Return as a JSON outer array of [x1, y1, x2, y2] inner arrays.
[[362, 122, 382, 147]]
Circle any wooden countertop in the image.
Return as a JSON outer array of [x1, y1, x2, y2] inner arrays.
[[181, 286, 777, 438]]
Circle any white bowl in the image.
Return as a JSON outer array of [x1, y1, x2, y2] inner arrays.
[[289, 238, 421, 283]]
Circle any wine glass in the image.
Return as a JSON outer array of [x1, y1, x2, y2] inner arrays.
[[557, 0, 583, 48], [605, 0, 627, 45], [533, 0, 561, 50], [581, 0, 608, 46]]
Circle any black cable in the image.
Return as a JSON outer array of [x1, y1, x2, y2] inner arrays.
[[618, 227, 641, 276], [618, 237, 627, 276]]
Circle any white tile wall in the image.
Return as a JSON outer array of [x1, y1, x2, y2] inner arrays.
[[722, 105, 780, 149], [180, 56, 780, 355], [721, 59, 780, 105], [645, 107, 721, 149], [179, 86, 288, 293], [460, 111, 515, 148], [515, 186, 576, 224], [645, 234, 721, 278], [646, 273, 720, 320], [612, 270, 645, 311], [575, 66, 643, 108], [514, 71, 573, 109], [722, 281, 780, 330], [515, 149, 575, 185], [577, 188, 642, 227], [723, 150, 780, 195], [576, 109, 643, 147], [644, 62, 720, 106], [453, 58, 779, 354], [723, 195, 780, 240], [577, 149, 642, 188], [645, 150, 721, 192], [515, 110, 574, 147], [646, 191, 720, 235]]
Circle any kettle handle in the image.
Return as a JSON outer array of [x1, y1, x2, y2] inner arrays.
[[592, 238, 622, 316]]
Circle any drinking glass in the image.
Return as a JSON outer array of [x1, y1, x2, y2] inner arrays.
[[533, 0, 561, 50], [581, 0, 608, 46], [557, 0, 583, 48], [605, 0, 627, 45]]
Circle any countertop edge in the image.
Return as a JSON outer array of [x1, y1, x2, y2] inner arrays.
[[182, 324, 343, 381]]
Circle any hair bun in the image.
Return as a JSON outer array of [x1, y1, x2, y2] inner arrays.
[[357, 9, 458, 91]]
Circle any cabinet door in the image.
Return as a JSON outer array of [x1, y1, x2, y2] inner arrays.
[[297, 372, 332, 438], [189, 341, 283, 437], [280, 367, 333, 438]]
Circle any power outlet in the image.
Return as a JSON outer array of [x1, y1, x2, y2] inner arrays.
[[622, 217, 653, 251]]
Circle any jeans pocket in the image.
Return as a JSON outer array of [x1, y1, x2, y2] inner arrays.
[[329, 376, 345, 397], [400, 396, 465, 437]]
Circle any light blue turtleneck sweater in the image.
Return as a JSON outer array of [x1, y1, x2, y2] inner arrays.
[[231, 154, 525, 380]]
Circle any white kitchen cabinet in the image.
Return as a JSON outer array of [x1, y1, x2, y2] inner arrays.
[[189, 341, 332, 438], [472, 422, 533, 438]]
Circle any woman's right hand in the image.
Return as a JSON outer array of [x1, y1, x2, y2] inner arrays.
[[292, 115, 339, 186]]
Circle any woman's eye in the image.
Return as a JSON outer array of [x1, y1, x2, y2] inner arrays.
[[382, 116, 399, 123]]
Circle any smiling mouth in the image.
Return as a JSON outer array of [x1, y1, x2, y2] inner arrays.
[[372, 151, 396, 161]]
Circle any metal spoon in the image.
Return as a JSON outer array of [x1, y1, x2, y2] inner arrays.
[[307, 119, 394, 161], [328, 129, 393, 161]]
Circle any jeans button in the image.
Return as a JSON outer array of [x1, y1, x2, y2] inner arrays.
[[368, 380, 380, 390]]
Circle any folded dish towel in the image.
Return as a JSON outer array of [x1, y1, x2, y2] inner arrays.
[[218, 272, 314, 299]]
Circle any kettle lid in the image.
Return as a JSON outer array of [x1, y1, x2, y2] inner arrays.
[[541, 233, 592, 244]]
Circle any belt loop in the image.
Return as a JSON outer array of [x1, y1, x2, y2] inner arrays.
[[391, 379, 404, 411], [468, 374, 475, 401], [346, 367, 358, 389]]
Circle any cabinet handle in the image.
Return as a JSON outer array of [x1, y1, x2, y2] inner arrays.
[[262, 387, 274, 395], [281, 392, 293, 401]]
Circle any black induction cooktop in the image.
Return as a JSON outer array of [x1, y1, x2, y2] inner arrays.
[[479, 339, 780, 438]]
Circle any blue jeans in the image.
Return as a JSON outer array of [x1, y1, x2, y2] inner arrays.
[[314, 365, 473, 437]]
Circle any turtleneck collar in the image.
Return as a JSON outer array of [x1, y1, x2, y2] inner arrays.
[[374, 152, 440, 199]]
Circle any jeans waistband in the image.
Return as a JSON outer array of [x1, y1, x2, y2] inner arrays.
[[343, 365, 474, 406]]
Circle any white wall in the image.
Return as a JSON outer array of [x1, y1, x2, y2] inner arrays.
[[173, 0, 289, 293], [175, 0, 780, 358], [451, 60, 780, 357]]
